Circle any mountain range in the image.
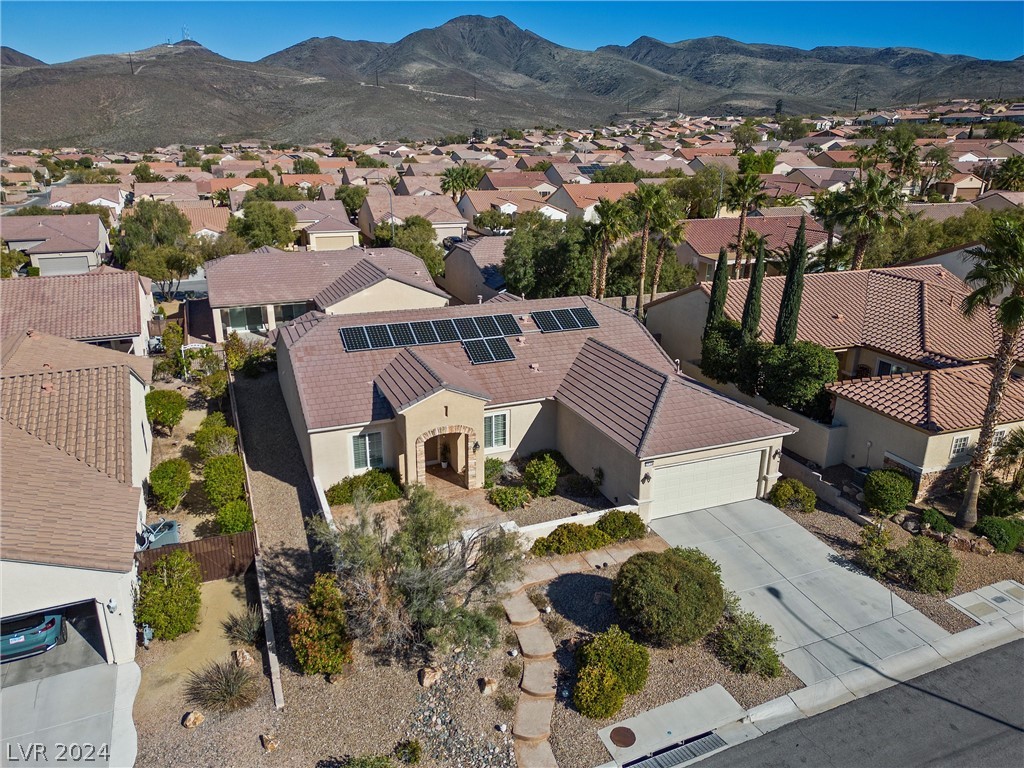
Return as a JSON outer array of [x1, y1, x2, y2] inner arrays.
[[2, 15, 1021, 149]]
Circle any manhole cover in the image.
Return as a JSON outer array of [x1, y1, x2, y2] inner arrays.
[[610, 726, 636, 748]]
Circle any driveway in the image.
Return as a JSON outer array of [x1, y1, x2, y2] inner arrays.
[[651, 500, 951, 686]]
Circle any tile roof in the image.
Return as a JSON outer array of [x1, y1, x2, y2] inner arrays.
[[483, 172, 552, 189], [134, 181, 200, 200], [2, 329, 152, 383], [560, 183, 637, 208], [303, 215, 359, 233], [206, 247, 448, 309], [906, 202, 976, 222], [49, 184, 123, 206], [448, 237, 510, 291], [0, 271, 143, 341], [461, 190, 565, 215], [375, 348, 491, 413], [1, 214, 103, 254], [484, 292, 523, 303], [181, 206, 231, 234], [828, 364, 1024, 433], [681, 216, 828, 257], [364, 189, 464, 224]]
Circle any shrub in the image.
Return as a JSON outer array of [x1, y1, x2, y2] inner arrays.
[[135, 550, 202, 640], [503, 660, 522, 680], [573, 662, 626, 719], [524, 454, 559, 497], [760, 341, 838, 411], [595, 509, 647, 542], [162, 321, 184, 356], [222, 606, 264, 646], [576, 625, 649, 695], [216, 499, 254, 534], [612, 548, 724, 646], [979, 480, 1024, 519], [713, 600, 782, 678], [424, 606, 497, 656], [566, 473, 599, 497], [701, 319, 741, 383], [194, 412, 237, 460], [890, 537, 958, 594], [203, 454, 246, 510], [198, 369, 229, 404], [856, 518, 895, 578], [288, 573, 353, 675], [864, 470, 914, 517], [484, 602, 506, 621], [527, 449, 572, 475], [495, 692, 517, 712], [528, 590, 550, 611], [338, 759, 395, 768], [393, 740, 422, 765], [150, 458, 191, 511], [921, 507, 954, 534], [484, 457, 505, 489], [185, 660, 260, 712], [768, 478, 816, 514], [488, 485, 532, 512], [325, 468, 402, 506], [530, 523, 612, 556], [145, 389, 187, 434], [974, 516, 1024, 554]]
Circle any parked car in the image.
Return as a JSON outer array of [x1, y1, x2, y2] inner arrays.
[[1, 612, 67, 663], [443, 236, 464, 250]]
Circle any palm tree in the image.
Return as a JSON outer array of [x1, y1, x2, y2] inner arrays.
[[589, 199, 633, 300], [812, 191, 842, 269], [852, 145, 875, 179], [724, 173, 768, 278], [649, 204, 686, 302], [440, 166, 474, 202], [992, 427, 1024, 492], [994, 155, 1024, 192], [835, 171, 905, 270], [958, 216, 1024, 529], [887, 133, 919, 184], [625, 184, 670, 318]]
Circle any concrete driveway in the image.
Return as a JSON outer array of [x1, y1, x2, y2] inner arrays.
[[651, 500, 951, 686]]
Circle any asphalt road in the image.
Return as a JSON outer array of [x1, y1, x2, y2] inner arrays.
[[702, 640, 1024, 768]]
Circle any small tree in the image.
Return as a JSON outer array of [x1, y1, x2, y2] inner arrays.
[[149, 458, 191, 511], [773, 217, 808, 346], [145, 389, 187, 435], [288, 573, 353, 675], [203, 454, 246, 510], [864, 470, 914, 517], [194, 411, 237, 460], [135, 550, 202, 640], [216, 500, 254, 534], [701, 319, 742, 384], [759, 341, 838, 411], [702, 248, 730, 343], [292, 157, 322, 175], [228, 200, 297, 248], [198, 369, 229, 407], [740, 238, 766, 342]]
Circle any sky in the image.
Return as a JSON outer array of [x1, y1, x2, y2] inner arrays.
[[2, 1, 1023, 64]]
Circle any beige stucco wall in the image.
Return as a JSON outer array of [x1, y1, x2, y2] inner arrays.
[[832, 398, 930, 470], [921, 419, 1024, 472], [276, 346, 315, 476], [555, 404, 642, 510], [130, 373, 152, 489], [846, 347, 927, 377], [398, 390, 486, 488], [309, 421, 401, 489], [645, 290, 709, 365], [483, 400, 557, 462], [324, 278, 448, 315], [437, 250, 501, 305]]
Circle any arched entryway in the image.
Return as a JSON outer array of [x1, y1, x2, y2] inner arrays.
[[414, 424, 479, 489]]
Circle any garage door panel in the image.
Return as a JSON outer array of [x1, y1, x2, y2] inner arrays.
[[38, 255, 91, 276], [651, 451, 761, 518]]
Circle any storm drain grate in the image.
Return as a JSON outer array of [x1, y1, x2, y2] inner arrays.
[[623, 731, 727, 768]]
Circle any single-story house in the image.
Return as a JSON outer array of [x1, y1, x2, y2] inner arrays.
[[358, 190, 467, 245], [905, 202, 977, 222], [545, 182, 637, 222], [931, 173, 986, 201], [196, 177, 269, 198], [787, 167, 858, 192], [49, 184, 126, 218], [436, 237, 509, 304], [133, 181, 201, 202], [280, 174, 337, 191], [1, 214, 110, 275], [543, 163, 591, 186], [1, 330, 153, 665], [205, 246, 450, 342], [181, 206, 231, 238], [972, 190, 1024, 212], [478, 172, 557, 197], [395, 176, 445, 197], [271, 201, 361, 250], [274, 297, 793, 520], [457, 190, 567, 222]]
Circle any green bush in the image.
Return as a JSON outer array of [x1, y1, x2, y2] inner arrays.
[[701, 319, 741, 383], [425, 606, 498, 656], [484, 457, 504, 489], [527, 449, 572, 475], [288, 573, 353, 675], [890, 537, 958, 594], [566, 473, 599, 497], [198, 370, 229, 404], [222, 606, 264, 646], [338, 758, 396, 768], [921, 507, 954, 534], [979, 480, 1024, 519], [524, 455, 559, 497], [713, 600, 782, 678], [576, 625, 649, 695], [530, 522, 611, 556], [149, 458, 191, 511], [856, 519, 895, 578], [974, 516, 1024, 554], [194, 411, 237, 460], [145, 389, 188, 434], [573, 662, 626, 719], [393, 740, 422, 765], [325, 468, 402, 506], [768, 478, 816, 514], [203, 454, 246, 510], [135, 550, 202, 640], [495, 692, 516, 712], [488, 485, 532, 512], [184, 660, 260, 713], [760, 341, 838, 411], [595, 509, 647, 541], [864, 470, 914, 516], [216, 499, 254, 534], [612, 548, 724, 646]]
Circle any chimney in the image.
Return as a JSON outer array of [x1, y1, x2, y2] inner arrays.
[[477, 295, 483, 304], [674, 358, 680, 374]]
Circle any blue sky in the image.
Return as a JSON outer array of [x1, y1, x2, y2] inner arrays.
[[3, 1, 1022, 64]]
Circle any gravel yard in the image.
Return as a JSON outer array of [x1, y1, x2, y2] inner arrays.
[[785, 503, 1024, 633], [508, 475, 614, 527]]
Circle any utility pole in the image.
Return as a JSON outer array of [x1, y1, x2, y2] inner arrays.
[[854, 92, 860, 113], [128, 52, 135, 75], [473, 82, 477, 100], [375, 68, 379, 87]]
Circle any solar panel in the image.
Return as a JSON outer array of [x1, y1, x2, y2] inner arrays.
[[571, 306, 599, 329], [494, 313, 522, 336], [410, 321, 439, 345], [433, 319, 459, 342], [340, 326, 370, 351], [454, 317, 483, 339], [463, 338, 494, 364], [552, 308, 582, 329], [531, 310, 562, 333], [486, 336, 515, 362], [365, 324, 394, 349], [388, 323, 415, 346], [475, 315, 502, 338]]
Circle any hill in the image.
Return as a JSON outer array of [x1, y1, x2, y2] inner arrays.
[[2, 16, 1021, 148], [1, 46, 47, 68]]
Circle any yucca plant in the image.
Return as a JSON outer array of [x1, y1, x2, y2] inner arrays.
[[222, 605, 264, 646], [185, 660, 261, 712]]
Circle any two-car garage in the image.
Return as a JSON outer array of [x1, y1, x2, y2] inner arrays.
[[649, 450, 766, 519]]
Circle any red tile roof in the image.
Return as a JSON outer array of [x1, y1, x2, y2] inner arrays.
[[681, 216, 828, 257]]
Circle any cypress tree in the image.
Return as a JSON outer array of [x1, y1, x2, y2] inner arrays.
[[741, 238, 766, 342], [774, 217, 808, 346], [703, 247, 730, 342]]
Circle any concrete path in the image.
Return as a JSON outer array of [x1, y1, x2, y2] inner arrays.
[[651, 500, 950, 687], [947, 579, 1024, 629]]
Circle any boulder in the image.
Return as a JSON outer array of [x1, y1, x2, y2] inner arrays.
[[923, 528, 946, 542], [182, 711, 204, 729], [947, 535, 974, 553], [233, 649, 255, 668], [418, 666, 442, 688], [972, 537, 996, 556], [260, 735, 279, 753], [902, 519, 920, 534], [893, 512, 907, 525], [478, 677, 498, 696]]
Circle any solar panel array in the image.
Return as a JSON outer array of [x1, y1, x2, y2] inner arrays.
[[339, 313, 523, 352], [530, 307, 600, 333], [463, 337, 515, 365]]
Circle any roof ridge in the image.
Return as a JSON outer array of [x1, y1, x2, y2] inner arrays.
[[635, 377, 671, 458], [582, 336, 670, 383]]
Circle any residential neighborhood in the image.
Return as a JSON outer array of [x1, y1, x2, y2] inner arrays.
[[1, 5, 1023, 768]]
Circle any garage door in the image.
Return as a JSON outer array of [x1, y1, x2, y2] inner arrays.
[[39, 255, 90, 276], [650, 451, 762, 518]]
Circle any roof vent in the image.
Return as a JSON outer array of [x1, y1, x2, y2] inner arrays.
[[529, 362, 540, 372], [40, 381, 54, 393], [516, 336, 526, 346], [833, 312, 845, 321]]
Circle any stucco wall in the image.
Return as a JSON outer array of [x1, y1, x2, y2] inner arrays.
[[555, 404, 642, 509], [483, 400, 557, 462], [399, 390, 485, 487], [921, 420, 1024, 471], [325, 278, 448, 315], [437, 250, 501, 306], [832, 398, 930, 469], [130, 373, 152, 489], [276, 349, 315, 476], [644, 290, 709, 365], [309, 421, 401, 488]]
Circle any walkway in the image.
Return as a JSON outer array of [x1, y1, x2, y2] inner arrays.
[[651, 500, 950, 687]]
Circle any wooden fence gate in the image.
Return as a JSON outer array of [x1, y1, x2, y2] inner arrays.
[[135, 530, 257, 581]]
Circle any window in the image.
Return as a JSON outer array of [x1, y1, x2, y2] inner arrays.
[[950, 435, 970, 458], [274, 302, 309, 324], [993, 430, 1007, 450], [484, 412, 508, 450], [353, 432, 384, 471], [877, 360, 907, 376], [227, 306, 264, 332]]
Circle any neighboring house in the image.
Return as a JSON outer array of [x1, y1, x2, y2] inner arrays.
[[972, 190, 1024, 212], [436, 237, 509, 304], [181, 206, 231, 238], [688, 156, 741, 174], [273, 297, 792, 519], [544, 163, 591, 186], [133, 181, 201, 202], [1, 214, 110, 275], [457, 190, 567, 222], [930, 173, 986, 201], [358, 190, 467, 245], [478, 172, 557, 197], [0, 330, 153, 665], [545, 182, 637, 222], [905, 202, 976, 222], [787, 167, 858, 192], [0, 269, 154, 354], [394, 176, 445, 196], [1, 171, 39, 191], [769, 152, 818, 174], [280, 174, 336, 191], [271, 201, 361, 251], [49, 184, 126, 218], [196, 177, 269, 198], [205, 247, 449, 342]]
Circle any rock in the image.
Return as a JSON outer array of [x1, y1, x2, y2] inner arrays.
[[508, 648, 519, 657], [902, 519, 920, 534], [856, 492, 866, 503], [233, 648, 255, 668], [947, 535, 973, 552], [923, 528, 946, 542], [182, 711, 204, 729], [478, 677, 498, 696], [419, 666, 442, 688], [893, 512, 907, 524], [260, 734, 279, 753], [497, 723, 508, 733], [973, 537, 996, 556]]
